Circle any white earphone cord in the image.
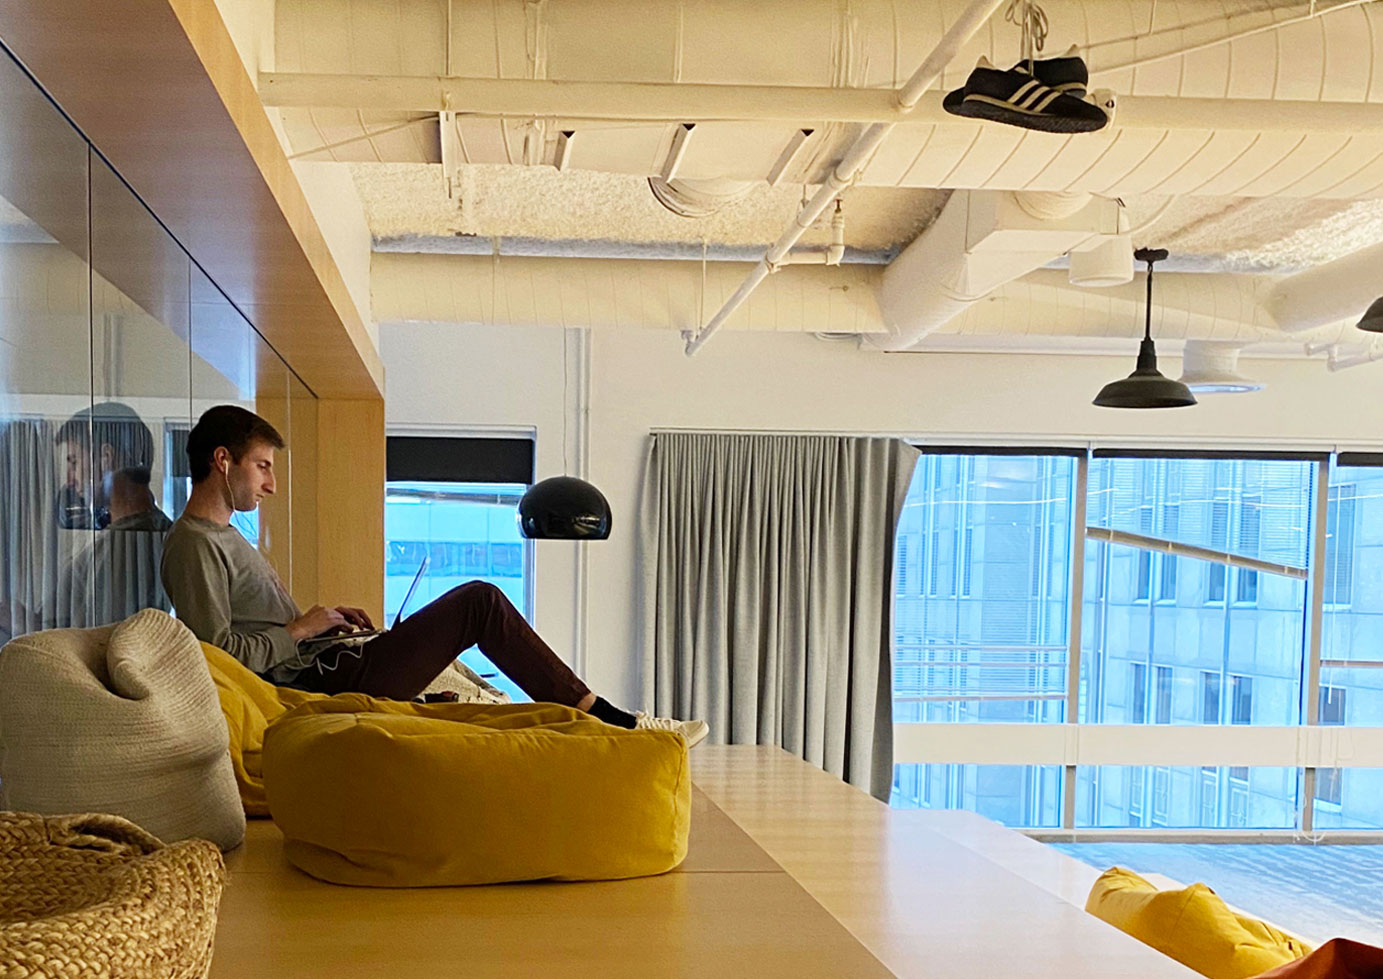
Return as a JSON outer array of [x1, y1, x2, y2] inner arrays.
[[221, 457, 350, 676]]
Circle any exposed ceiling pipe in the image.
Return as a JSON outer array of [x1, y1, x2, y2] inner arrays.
[[778, 201, 846, 266], [680, 0, 1007, 356], [1267, 239, 1383, 334], [1326, 340, 1383, 372], [372, 233, 890, 265]]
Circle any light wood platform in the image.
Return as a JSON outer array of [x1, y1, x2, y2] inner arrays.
[[212, 746, 1196, 978]]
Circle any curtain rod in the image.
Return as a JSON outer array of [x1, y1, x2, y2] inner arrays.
[[647, 428, 1383, 454]]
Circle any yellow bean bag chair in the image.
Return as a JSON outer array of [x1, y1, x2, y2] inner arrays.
[[201, 643, 320, 817], [262, 694, 691, 886], [1086, 867, 1313, 979]]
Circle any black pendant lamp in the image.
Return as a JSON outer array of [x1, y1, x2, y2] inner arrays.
[[518, 475, 612, 540], [1092, 248, 1198, 410], [1356, 297, 1383, 333], [518, 331, 613, 540]]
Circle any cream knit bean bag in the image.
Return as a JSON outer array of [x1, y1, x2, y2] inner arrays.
[[0, 609, 244, 851]]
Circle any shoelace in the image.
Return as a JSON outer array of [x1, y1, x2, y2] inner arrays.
[[636, 712, 679, 731], [1004, 0, 1049, 66]]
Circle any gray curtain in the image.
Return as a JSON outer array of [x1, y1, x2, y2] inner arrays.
[[639, 432, 919, 800]]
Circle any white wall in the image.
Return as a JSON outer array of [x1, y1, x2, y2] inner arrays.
[[383, 322, 1383, 709], [383, 321, 585, 681]]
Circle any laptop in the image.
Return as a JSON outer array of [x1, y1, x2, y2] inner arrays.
[[296, 557, 428, 649]]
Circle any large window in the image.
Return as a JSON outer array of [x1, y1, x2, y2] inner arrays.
[[892, 448, 1383, 832], [892, 453, 1076, 728], [1316, 457, 1383, 830], [1081, 455, 1311, 729], [384, 435, 535, 702]]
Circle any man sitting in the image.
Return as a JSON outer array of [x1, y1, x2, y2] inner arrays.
[[160, 405, 707, 746]]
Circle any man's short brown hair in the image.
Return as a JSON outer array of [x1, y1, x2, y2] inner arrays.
[[186, 405, 285, 482]]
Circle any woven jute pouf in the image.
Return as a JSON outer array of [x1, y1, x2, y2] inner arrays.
[[0, 812, 225, 979]]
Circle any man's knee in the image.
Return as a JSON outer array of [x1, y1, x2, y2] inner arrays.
[[450, 580, 504, 606]]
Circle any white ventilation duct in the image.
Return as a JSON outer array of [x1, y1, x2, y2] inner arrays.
[[935, 268, 1291, 345], [370, 249, 1361, 360], [1069, 235, 1135, 288], [271, 0, 1383, 200], [648, 177, 758, 218], [1267, 239, 1383, 334], [866, 190, 1121, 351], [1177, 341, 1265, 393], [370, 252, 886, 334]]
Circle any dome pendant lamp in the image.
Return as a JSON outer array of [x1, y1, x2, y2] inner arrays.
[[518, 332, 613, 540], [518, 475, 611, 540], [1092, 248, 1198, 410]]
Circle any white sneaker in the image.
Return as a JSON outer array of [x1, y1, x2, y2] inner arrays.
[[634, 712, 709, 749]]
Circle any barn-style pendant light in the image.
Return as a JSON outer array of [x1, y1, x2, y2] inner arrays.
[[1356, 297, 1383, 333], [518, 331, 612, 540], [1092, 248, 1198, 410]]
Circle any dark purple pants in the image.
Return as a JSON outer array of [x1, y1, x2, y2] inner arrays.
[[293, 581, 591, 705]]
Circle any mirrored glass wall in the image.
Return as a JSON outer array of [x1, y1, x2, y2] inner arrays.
[[0, 44, 315, 644]]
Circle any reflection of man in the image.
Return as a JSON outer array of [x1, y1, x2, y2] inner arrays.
[[161, 404, 707, 744], [55, 403, 173, 627], [55, 403, 168, 531]]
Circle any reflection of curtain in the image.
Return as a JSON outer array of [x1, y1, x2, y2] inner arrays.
[[639, 433, 919, 801], [0, 417, 85, 641]]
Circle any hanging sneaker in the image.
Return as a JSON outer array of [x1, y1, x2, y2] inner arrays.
[[1029, 44, 1088, 98], [634, 712, 710, 749], [944, 45, 1088, 113], [942, 56, 1107, 133]]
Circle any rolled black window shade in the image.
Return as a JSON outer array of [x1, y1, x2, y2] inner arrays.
[[166, 426, 191, 477], [1336, 452, 1383, 468], [387, 436, 534, 484], [1091, 448, 1327, 462], [914, 445, 1087, 457]]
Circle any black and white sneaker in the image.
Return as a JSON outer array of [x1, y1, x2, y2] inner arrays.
[[943, 55, 1107, 133], [1025, 45, 1088, 98]]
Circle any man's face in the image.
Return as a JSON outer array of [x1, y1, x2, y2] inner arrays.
[[224, 442, 277, 511], [59, 440, 89, 494]]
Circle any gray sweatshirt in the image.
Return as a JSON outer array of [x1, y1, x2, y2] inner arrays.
[[160, 514, 305, 684]]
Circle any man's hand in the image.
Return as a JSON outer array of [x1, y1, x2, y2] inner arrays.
[[286, 605, 348, 642], [335, 606, 375, 631]]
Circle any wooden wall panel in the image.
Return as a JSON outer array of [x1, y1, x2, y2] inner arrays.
[[314, 400, 384, 620], [289, 385, 320, 606]]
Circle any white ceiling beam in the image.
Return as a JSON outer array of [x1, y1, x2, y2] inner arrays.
[[261, 73, 905, 123], [260, 72, 1383, 134], [438, 110, 463, 199]]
